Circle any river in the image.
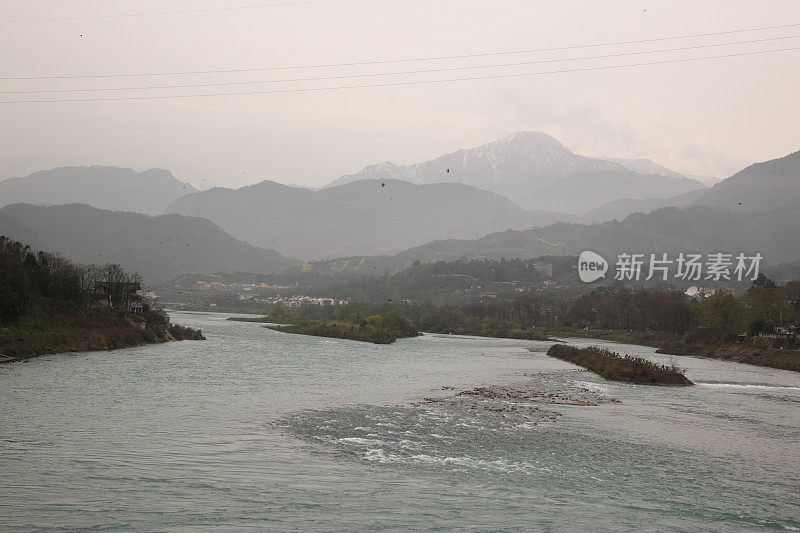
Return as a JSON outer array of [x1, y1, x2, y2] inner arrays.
[[1, 311, 798, 531]]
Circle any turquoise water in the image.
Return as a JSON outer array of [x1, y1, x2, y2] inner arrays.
[[1, 311, 798, 531]]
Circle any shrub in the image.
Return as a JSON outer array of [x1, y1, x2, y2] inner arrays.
[[546, 344, 693, 386]]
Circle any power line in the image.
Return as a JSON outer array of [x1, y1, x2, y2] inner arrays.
[[3, 34, 797, 95], [0, 0, 341, 23], [1, 46, 796, 104], [2, 21, 800, 80]]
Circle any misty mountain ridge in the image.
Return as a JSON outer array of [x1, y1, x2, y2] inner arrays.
[[0, 166, 197, 216], [393, 202, 800, 268], [2, 132, 708, 224], [0, 203, 299, 284], [164, 178, 568, 260], [578, 149, 800, 223], [4, 140, 796, 277], [527, 169, 705, 215], [599, 157, 687, 179], [696, 149, 800, 212], [324, 131, 705, 213], [579, 189, 707, 224]]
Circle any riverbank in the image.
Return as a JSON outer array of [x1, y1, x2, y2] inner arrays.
[[540, 326, 800, 372], [229, 310, 797, 371], [0, 304, 204, 363], [232, 315, 552, 341], [228, 315, 293, 324], [420, 326, 552, 341], [655, 340, 800, 372]]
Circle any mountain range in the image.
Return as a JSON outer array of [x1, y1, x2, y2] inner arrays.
[[324, 131, 707, 214], [579, 189, 708, 224], [580, 149, 800, 223], [0, 132, 711, 226], [164, 178, 564, 260], [0, 166, 196, 216], [1, 136, 797, 281], [392, 202, 800, 268], [0, 203, 299, 283]]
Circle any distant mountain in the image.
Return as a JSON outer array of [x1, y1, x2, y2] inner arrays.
[[579, 150, 800, 222], [326, 131, 617, 192], [688, 174, 723, 187], [392, 203, 800, 267], [579, 188, 708, 224], [164, 179, 563, 260], [527, 170, 705, 215], [601, 157, 686, 179], [693, 150, 800, 212], [324, 132, 704, 213], [0, 166, 197, 215], [0, 212, 42, 249], [764, 260, 800, 283], [0, 204, 299, 283]]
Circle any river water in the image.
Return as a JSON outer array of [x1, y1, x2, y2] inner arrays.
[[1, 311, 798, 531]]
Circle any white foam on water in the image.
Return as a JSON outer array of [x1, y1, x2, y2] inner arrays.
[[695, 382, 800, 391], [570, 380, 610, 394], [406, 453, 532, 473], [362, 448, 403, 464], [337, 437, 385, 446]]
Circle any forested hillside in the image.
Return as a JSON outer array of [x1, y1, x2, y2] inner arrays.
[[0, 237, 202, 361]]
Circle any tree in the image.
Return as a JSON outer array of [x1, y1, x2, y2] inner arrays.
[[782, 280, 800, 319], [752, 273, 776, 289], [697, 292, 748, 333], [746, 287, 794, 330]]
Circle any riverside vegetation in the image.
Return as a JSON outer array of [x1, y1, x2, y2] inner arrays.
[[0, 236, 203, 362], [545, 344, 693, 386], [230, 273, 798, 370], [231, 302, 551, 342], [267, 313, 419, 344]]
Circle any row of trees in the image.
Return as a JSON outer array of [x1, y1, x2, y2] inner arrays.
[[267, 275, 799, 340], [294, 257, 578, 305], [449, 276, 798, 337], [0, 236, 141, 325], [697, 279, 798, 336]]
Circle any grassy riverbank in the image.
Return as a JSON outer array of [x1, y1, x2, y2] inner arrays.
[[0, 237, 204, 363], [655, 340, 800, 372], [538, 326, 800, 372], [0, 301, 203, 362], [545, 344, 693, 386], [228, 315, 293, 324], [224, 295, 797, 370], [230, 308, 552, 341], [421, 326, 551, 340], [267, 313, 418, 344]]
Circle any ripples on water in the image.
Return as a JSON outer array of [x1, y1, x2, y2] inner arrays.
[[1, 312, 799, 532], [279, 372, 618, 474], [278, 370, 799, 531]]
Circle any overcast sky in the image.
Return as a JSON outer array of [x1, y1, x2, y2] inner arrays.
[[1, 0, 798, 189]]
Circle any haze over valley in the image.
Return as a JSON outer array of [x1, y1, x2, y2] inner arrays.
[[1, 133, 798, 285]]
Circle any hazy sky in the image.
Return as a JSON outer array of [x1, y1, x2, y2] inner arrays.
[[1, 0, 798, 189]]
